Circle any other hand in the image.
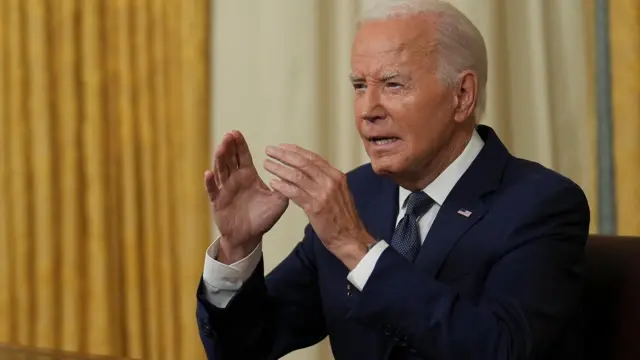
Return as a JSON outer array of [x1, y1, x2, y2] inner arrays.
[[263, 144, 375, 269]]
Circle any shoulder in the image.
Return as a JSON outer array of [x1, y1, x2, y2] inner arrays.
[[505, 157, 587, 199], [497, 156, 590, 227]]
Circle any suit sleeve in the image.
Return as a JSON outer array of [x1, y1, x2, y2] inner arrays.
[[346, 181, 590, 360], [196, 225, 327, 360]]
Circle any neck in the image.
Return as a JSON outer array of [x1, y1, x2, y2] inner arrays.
[[394, 126, 474, 191]]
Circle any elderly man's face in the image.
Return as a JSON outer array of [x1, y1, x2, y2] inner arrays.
[[351, 16, 459, 179]]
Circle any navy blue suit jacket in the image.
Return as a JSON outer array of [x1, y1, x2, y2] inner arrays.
[[196, 125, 590, 359]]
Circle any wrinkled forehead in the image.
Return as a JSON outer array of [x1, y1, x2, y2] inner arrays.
[[350, 17, 438, 77]]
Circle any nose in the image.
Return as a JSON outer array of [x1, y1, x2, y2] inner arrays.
[[360, 87, 386, 123]]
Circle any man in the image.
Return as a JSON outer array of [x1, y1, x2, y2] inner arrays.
[[196, 0, 590, 359]]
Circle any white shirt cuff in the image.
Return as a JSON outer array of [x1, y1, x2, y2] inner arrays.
[[201, 237, 263, 308], [346, 240, 389, 291]]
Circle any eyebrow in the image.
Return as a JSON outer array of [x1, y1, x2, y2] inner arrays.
[[349, 74, 364, 83], [349, 71, 401, 83]]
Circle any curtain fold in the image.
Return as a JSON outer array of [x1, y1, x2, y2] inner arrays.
[[0, 0, 13, 344], [51, 0, 83, 352], [0, 0, 210, 359]]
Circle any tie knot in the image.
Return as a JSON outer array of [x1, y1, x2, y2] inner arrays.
[[404, 191, 433, 218]]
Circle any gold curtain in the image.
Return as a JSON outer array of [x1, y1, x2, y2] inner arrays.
[[0, 0, 211, 359], [610, 0, 640, 235]]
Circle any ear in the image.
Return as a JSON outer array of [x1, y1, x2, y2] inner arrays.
[[453, 70, 478, 123]]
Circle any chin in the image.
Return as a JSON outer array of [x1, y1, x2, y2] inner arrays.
[[370, 156, 406, 176]]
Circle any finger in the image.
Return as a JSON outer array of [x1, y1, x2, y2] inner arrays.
[[214, 142, 230, 183], [207, 153, 220, 187], [263, 158, 315, 191], [213, 167, 221, 188], [279, 144, 342, 179], [222, 133, 239, 171], [232, 130, 254, 168], [204, 170, 219, 202], [265, 145, 323, 182], [269, 178, 309, 209], [279, 144, 325, 164]]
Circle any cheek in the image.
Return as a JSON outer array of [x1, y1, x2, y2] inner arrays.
[[353, 96, 366, 127], [385, 100, 443, 156], [386, 90, 447, 132], [353, 95, 362, 114], [385, 102, 426, 137]]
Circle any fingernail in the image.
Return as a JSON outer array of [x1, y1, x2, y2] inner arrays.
[[266, 145, 278, 154]]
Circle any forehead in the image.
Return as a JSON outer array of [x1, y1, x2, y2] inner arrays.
[[351, 16, 437, 76]]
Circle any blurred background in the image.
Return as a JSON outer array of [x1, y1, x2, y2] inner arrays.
[[0, 0, 637, 359]]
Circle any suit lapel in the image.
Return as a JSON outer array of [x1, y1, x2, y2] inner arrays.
[[415, 125, 510, 278], [415, 199, 487, 277]]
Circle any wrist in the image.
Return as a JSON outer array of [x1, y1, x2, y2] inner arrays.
[[217, 236, 261, 264], [335, 232, 376, 270]]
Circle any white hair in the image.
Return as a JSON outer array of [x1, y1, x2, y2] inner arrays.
[[359, 0, 488, 119]]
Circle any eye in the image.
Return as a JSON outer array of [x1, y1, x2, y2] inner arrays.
[[352, 82, 367, 91], [386, 82, 402, 89]]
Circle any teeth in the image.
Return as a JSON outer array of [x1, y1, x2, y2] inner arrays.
[[373, 138, 396, 145]]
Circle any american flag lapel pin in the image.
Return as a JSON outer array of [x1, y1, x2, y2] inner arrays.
[[457, 209, 472, 217]]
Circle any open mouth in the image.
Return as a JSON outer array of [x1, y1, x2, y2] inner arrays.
[[368, 136, 399, 145]]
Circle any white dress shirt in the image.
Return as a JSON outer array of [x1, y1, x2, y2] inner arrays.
[[202, 130, 484, 308]]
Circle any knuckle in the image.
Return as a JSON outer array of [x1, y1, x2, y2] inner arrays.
[[287, 183, 299, 195], [309, 202, 322, 215], [294, 170, 304, 183], [326, 180, 338, 192], [298, 157, 310, 168], [318, 191, 329, 205]]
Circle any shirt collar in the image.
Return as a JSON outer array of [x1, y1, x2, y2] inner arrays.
[[399, 129, 484, 209]]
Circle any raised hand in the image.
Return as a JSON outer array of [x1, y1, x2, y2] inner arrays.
[[205, 131, 288, 263]]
